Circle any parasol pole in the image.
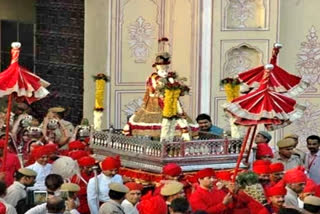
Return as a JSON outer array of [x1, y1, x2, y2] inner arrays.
[[232, 126, 252, 182], [244, 125, 257, 163], [2, 94, 12, 171]]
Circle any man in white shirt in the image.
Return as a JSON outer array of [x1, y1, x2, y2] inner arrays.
[[5, 168, 37, 213], [0, 181, 17, 214], [121, 182, 143, 214], [26, 145, 52, 188], [305, 135, 320, 184], [87, 156, 123, 214]]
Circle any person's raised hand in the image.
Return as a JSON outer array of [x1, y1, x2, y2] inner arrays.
[[222, 192, 233, 205]]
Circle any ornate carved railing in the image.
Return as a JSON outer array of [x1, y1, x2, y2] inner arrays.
[[90, 130, 246, 173]]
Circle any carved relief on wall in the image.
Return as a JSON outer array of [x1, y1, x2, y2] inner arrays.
[[122, 98, 143, 117], [116, 0, 160, 85], [128, 16, 155, 63], [296, 26, 320, 92], [115, 90, 145, 128], [223, 44, 263, 79], [223, 0, 269, 30], [291, 100, 320, 147]]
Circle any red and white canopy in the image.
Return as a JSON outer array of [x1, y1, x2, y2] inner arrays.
[[0, 42, 49, 103], [238, 43, 308, 97]]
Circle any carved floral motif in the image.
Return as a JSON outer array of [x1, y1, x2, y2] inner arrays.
[[224, 48, 253, 78], [227, 0, 255, 28], [296, 26, 320, 90], [128, 16, 154, 63], [291, 100, 320, 146], [122, 98, 143, 117]]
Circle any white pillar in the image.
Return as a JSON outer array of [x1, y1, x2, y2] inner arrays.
[[200, 0, 213, 114]]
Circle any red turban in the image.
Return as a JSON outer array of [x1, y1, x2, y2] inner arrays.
[[31, 146, 48, 160], [162, 163, 182, 177], [125, 182, 143, 191], [77, 156, 96, 167], [44, 143, 58, 154], [270, 162, 284, 173], [215, 171, 232, 181], [137, 192, 167, 214], [256, 143, 274, 159], [267, 182, 287, 197], [283, 166, 307, 184], [101, 156, 121, 171], [68, 140, 86, 150], [303, 179, 317, 193], [69, 150, 89, 160], [253, 160, 271, 175], [196, 168, 215, 180]]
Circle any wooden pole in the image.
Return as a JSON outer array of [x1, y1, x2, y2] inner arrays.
[[244, 125, 257, 163], [232, 126, 252, 182], [2, 94, 12, 171]]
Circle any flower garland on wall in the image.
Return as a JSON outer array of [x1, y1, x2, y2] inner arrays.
[[93, 73, 110, 130]]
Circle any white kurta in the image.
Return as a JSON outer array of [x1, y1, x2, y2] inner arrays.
[[121, 199, 139, 214], [87, 174, 123, 214], [25, 202, 80, 214], [26, 162, 52, 188]]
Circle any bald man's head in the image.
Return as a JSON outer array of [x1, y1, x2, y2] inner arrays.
[[46, 196, 65, 213]]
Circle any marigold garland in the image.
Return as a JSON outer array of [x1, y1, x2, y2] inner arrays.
[[162, 88, 181, 118], [93, 73, 110, 130], [93, 73, 109, 111], [221, 78, 240, 102]]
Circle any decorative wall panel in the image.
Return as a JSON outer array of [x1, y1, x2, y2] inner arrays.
[[296, 26, 320, 94], [116, 0, 160, 86], [220, 39, 269, 89], [222, 0, 269, 30], [223, 43, 264, 79]]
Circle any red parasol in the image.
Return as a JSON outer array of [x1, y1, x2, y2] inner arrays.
[[238, 43, 309, 97], [227, 64, 305, 129], [0, 42, 49, 170], [226, 63, 306, 183]]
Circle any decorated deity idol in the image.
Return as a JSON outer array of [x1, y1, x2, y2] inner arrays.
[[123, 38, 198, 141]]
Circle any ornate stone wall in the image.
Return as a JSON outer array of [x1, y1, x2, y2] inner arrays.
[[84, 0, 201, 129], [33, 0, 84, 124]]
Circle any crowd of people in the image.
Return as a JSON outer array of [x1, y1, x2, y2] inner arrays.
[[0, 103, 319, 214]]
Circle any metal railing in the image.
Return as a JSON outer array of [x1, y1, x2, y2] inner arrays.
[[90, 130, 245, 172]]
